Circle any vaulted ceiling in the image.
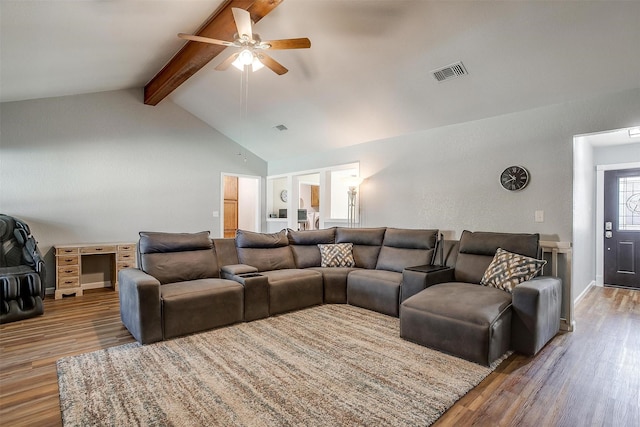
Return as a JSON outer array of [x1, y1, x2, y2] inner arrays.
[[1, 1, 639, 161]]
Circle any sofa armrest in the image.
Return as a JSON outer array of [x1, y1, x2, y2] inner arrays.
[[401, 267, 455, 302], [118, 268, 162, 344], [220, 266, 269, 321], [511, 276, 562, 356], [221, 264, 259, 277]]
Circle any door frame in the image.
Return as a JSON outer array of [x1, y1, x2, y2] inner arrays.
[[595, 161, 640, 286], [220, 173, 262, 238]]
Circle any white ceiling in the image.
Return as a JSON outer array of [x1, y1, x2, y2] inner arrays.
[[2, 1, 639, 162]]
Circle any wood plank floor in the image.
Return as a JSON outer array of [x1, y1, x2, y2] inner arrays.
[[1, 286, 638, 426]]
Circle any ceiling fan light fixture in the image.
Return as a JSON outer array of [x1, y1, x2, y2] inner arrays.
[[238, 49, 254, 65], [251, 57, 264, 72], [232, 49, 258, 71]]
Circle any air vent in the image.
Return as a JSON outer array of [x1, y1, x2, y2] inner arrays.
[[274, 124, 288, 131], [431, 61, 468, 82]]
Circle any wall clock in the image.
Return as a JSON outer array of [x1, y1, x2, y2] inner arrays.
[[280, 190, 288, 202], [500, 166, 529, 191]]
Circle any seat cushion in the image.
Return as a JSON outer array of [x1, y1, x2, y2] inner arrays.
[[402, 282, 512, 325], [347, 269, 403, 317], [309, 266, 360, 303], [160, 279, 244, 339], [400, 282, 513, 365], [261, 269, 323, 315]]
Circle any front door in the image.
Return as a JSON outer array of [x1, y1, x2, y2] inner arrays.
[[604, 168, 640, 288]]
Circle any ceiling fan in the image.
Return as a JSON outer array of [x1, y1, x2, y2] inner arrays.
[[178, 7, 310, 75]]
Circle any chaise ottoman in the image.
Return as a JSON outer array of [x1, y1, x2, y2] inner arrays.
[[400, 282, 512, 366]]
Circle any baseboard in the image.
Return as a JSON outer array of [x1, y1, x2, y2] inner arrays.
[[45, 288, 55, 295], [560, 319, 575, 332], [575, 280, 596, 307]]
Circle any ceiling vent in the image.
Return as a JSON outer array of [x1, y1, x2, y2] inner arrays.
[[431, 61, 468, 82]]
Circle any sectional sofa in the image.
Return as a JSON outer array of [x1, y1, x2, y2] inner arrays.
[[118, 227, 562, 366]]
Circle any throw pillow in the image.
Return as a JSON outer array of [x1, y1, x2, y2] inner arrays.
[[480, 247, 547, 293], [318, 243, 355, 268]]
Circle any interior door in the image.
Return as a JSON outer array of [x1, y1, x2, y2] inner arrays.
[[223, 176, 238, 238], [604, 168, 640, 288]]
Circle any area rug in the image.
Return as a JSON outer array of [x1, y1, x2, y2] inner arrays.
[[57, 304, 506, 426]]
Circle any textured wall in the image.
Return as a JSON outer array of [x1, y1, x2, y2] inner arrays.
[[268, 88, 640, 298], [0, 89, 267, 289]]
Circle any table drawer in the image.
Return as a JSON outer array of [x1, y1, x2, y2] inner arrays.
[[57, 277, 80, 289], [80, 245, 117, 254], [118, 244, 135, 252], [117, 251, 135, 262], [56, 247, 79, 256], [57, 255, 79, 266], [57, 265, 79, 277], [117, 261, 136, 270]]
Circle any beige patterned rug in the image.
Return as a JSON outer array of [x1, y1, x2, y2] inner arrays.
[[57, 304, 506, 426]]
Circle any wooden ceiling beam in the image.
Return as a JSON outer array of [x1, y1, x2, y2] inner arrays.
[[144, 0, 283, 106]]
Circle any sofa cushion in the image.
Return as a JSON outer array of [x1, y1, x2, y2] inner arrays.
[[375, 228, 438, 273], [308, 266, 359, 304], [236, 229, 289, 248], [288, 228, 335, 268], [235, 230, 296, 271], [400, 282, 513, 365], [347, 269, 403, 316], [138, 231, 219, 284], [336, 227, 386, 269], [160, 278, 244, 339], [139, 231, 213, 253], [454, 230, 540, 284], [318, 243, 356, 267], [480, 248, 546, 292], [260, 269, 324, 315], [237, 247, 296, 272], [141, 251, 220, 285]]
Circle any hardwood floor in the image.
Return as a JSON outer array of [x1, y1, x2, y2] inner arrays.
[[1, 286, 638, 426]]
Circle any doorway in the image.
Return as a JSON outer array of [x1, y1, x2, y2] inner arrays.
[[221, 174, 261, 238], [603, 168, 640, 288]]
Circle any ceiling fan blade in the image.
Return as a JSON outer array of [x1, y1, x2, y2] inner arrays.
[[232, 7, 253, 41], [256, 53, 288, 75], [178, 33, 234, 47], [262, 38, 311, 50], [215, 53, 239, 71]]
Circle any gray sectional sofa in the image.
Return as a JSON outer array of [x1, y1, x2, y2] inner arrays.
[[118, 227, 562, 366]]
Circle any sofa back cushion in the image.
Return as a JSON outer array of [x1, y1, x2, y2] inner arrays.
[[287, 228, 336, 268], [335, 227, 386, 269], [375, 228, 438, 272], [454, 230, 540, 284], [235, 229, 296, 271], [138, 231, 219, 285]]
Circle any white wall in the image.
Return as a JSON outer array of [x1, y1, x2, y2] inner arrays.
[[0, 89, 267, 289], [572, 138, 596, 300], [238, 176, 260, 232], [269, 88, 640, 292], [594, 142, 640, 164]]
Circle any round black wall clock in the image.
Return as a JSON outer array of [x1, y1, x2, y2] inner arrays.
[[500, 166, 529, 191]]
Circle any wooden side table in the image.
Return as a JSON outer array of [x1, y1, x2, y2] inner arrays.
[[54, 243, 136, 299]]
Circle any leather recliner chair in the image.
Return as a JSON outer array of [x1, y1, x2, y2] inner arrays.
[[0, 214, 46, 323]]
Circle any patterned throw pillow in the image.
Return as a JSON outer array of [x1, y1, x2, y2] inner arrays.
[[318, 243, 355, 268], [480, 247, 547, 293]]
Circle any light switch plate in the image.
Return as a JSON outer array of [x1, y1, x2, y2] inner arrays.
[[535, 210, 544, 223]]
